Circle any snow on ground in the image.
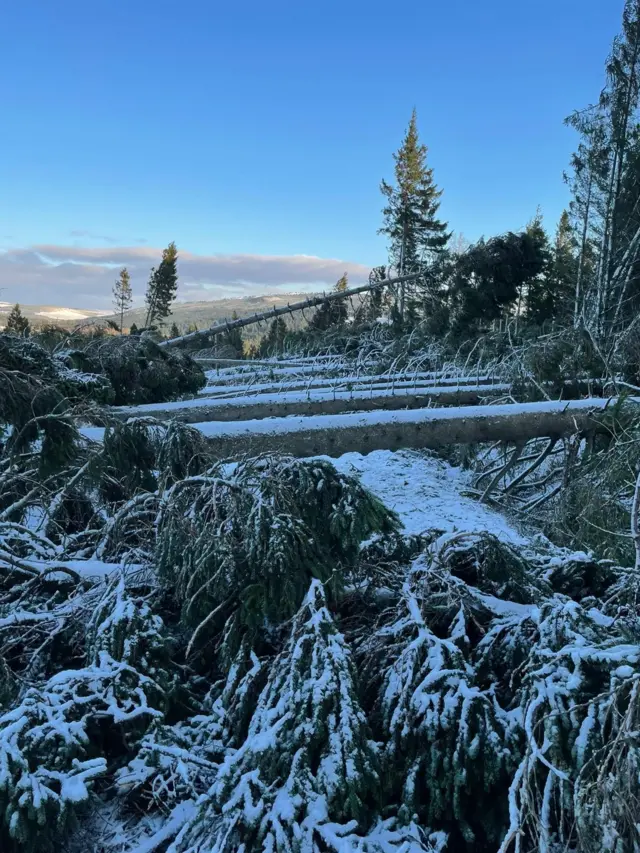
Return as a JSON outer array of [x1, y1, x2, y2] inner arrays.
[[327, 448, 528, 544], [36, 308, 92, 320]]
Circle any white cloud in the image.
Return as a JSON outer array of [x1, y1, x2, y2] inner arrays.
[[0, 245, 371, 309]]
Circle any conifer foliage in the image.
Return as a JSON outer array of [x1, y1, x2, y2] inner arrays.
[[145, 241, 179, 327], [0, 402, 639, 851], [380, 111, 450, 273], [380, 111, 450, 319], [4, 304, 30, 336], [112, 267, 133, 334]]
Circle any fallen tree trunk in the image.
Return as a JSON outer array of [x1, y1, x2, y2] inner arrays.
[[194, 357, 348, 368], [83, 398, 628, 459], [195, 398, 618, 458], [159, 272, 425, 350], [198, 375, 501, 398], [201, 366, 498, 387], [112, 384, 512, 423]]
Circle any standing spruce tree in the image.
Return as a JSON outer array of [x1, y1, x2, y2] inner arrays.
[[521, 212, 553, 327], [144, 242, 178, 328], [169, 322, 180, 339], [112, 267, 132, 335], [5, 304, 30, 336], [354, 266, 389, 327], [224, 311, 244, 358], [310, 273, 349, 332], [380, 110, 450, 319], [259, 316, 288, 356], [550, 210, 579, 322]]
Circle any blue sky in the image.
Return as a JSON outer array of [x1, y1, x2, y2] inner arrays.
[[0, 0, 624, 308]]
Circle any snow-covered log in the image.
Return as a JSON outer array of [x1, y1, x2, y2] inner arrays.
[[111, 384, 512, 424], [84, 398, 626, 459], [198, 373, 499, 397]]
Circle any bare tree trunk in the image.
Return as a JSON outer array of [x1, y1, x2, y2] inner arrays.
[[92, 399, 618, 460], [399, 214, 408, 321], [160, 272, 423, 350], [605, 32, 640, 334], [112, 384, 512, 424], [575, 173, 593, 327]]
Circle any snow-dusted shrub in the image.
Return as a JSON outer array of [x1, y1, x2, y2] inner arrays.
[[169, 581, 394, 853], [498, 599, 640, 853], [0, 334, 113, 404], [86, 572, 175, 698], [0, 654, 163, 852], [156, 456, 399, 656], [543, 552, 620, 602], [156, 420, 212, 488], [0, 367, 79, 475], [0, 569, 174, 852], [78, 335, 206, 405], [364, 581, 517, 848], [426, 530, 545, 604], [116, 643, 262, 814]]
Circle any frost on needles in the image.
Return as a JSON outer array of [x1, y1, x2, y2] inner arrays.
[[1, 410, 640, 851]]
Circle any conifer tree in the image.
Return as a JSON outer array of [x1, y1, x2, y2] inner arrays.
[[112, 267, 132, 335], [224, 311, 244, 358], [129, 322, 139, 335], [521, 212, 553, 326], [169, 321, 180, 339], [144, 242, 179, 327], [551, 210, 579, 321], [5, 304, 30, 336], [380, 110, 451, 317], [450, 231, 548, 337], [259, 315, 288, 355], [310, 272, 349, 332], [172, 581, 381, 852]]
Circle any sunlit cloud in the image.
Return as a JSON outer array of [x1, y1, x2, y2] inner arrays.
[[0, 244, 370, 309]]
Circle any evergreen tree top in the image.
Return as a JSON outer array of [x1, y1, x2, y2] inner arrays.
[[335, 272, 348, 292], [393, 108, 433, 199], [379, 109, 451, 276]]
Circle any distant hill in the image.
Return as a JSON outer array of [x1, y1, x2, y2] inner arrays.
[[0, 302, 110, 328], [108, 293, 316, 333], [0, 294, 317, 334]]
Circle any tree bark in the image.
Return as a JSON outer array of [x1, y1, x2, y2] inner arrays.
[[141, 399, 618, 459]]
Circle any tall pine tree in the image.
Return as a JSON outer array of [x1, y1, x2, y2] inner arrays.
[[380, 110, 451, 318], [144, 242, 179, 327], [112, 267, 132, 335], [5, 304, 30, 336]]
